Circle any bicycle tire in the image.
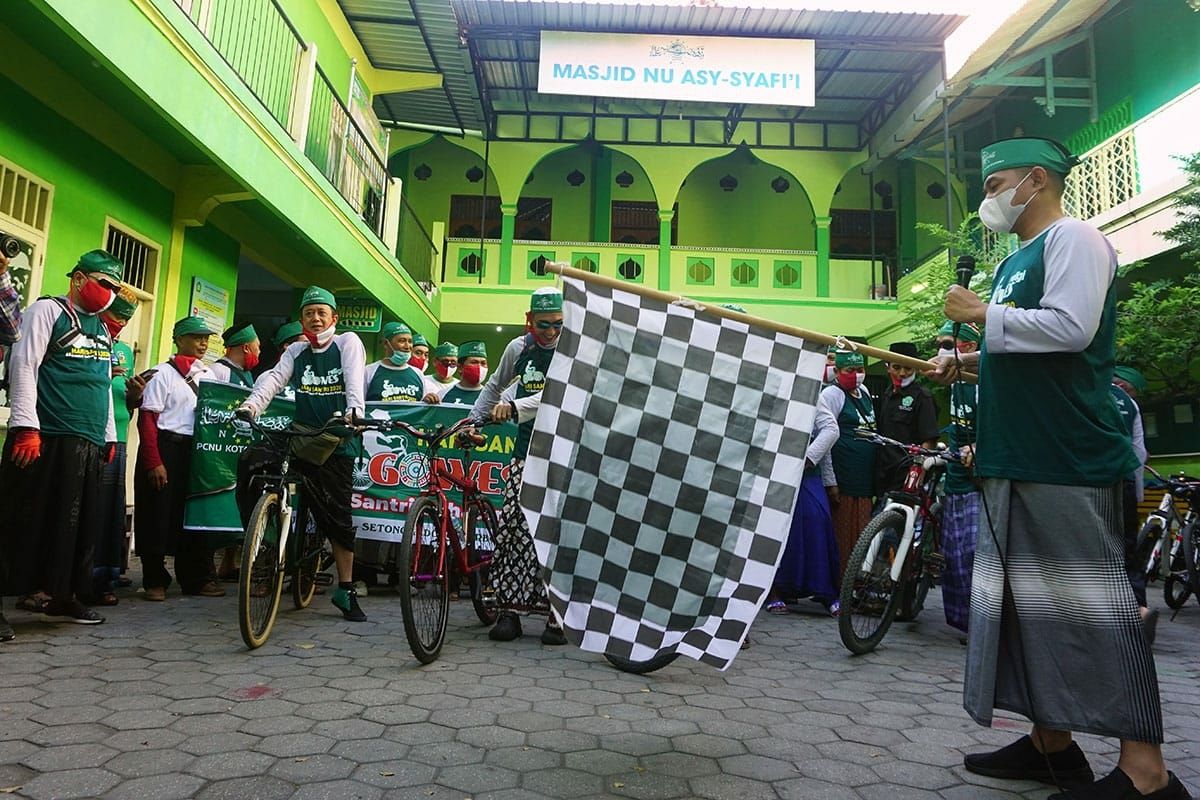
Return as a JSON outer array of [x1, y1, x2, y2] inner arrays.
[[1164, 574, 1191, 610], [604, 653, 680, 674], [1134, 519, 1164, 584], [464, 497, 499, 626], [292, 507, 322, 610], [896, 571, 933, 623], [838, 509, 907, 655], [1183, 520, 1200, 596], [239, 492, 285, 650], [399, 496, 449, 664]]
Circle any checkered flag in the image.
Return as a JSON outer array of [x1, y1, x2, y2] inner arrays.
[[520, 275, 827, 669]]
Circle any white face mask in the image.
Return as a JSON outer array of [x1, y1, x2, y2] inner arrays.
[[854, 372, 866, 388], [307, 325, 337, 349], [937, 347, 956, 360], [979, 171, 1037, 233], [898, 374, 915, 388], [824, 364, 837, 384]]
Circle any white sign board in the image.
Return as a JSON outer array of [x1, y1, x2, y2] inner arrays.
[[538, 31, 815, 107]]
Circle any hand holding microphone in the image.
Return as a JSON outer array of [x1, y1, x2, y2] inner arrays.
[[944, 254, 987, 327]]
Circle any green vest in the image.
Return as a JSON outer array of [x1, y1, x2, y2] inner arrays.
[[218, 358, 254, 388], [945, 382, 977, 496], [37, 301, 113, 446], [442, 384, 482, 406], [111, 341, 135, 445], [366, 363, 425, 403], [976, 228, 1137, 486], [513, 343, 554, 459], [831, 389, 876, 498], [294, 343, 356, 456]]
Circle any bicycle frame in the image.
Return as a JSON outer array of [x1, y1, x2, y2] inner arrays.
[[862, 454, 946, 583]]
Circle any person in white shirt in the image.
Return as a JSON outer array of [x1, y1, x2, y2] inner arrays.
[[135, 316, 222, 601]]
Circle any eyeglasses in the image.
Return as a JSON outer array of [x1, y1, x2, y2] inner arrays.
[[935, 339, 956, 350], [534, 320, 564, 330]]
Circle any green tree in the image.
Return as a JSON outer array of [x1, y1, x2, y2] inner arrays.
[[899, 215, 1008, 355], [1160, 152, 1200, 265]]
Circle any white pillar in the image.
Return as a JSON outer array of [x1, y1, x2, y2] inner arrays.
[[289, 44, 318, 149], [382, 176, 403, 253]]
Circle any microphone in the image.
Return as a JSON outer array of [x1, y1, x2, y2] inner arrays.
[[953, 254, 976, 339]]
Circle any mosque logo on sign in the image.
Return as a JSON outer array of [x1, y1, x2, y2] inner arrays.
[[649, 39, 705, 64]]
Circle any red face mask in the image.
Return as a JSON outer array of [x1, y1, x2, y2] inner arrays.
[[435, 361, 457, 380], [102, 317, 124, 340], [836, 371, 862, 392], [243, 349, 260, 371], [77, 277, 115, 314], [408, 355, 426, 371], [460, 363, 484, 386]]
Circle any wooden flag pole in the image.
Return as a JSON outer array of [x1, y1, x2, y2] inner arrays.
[[545, 262, 966, 377]]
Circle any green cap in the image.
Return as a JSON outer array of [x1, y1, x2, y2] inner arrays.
[[721, 304, 747, 313], [299, 285, 336, 312], [173, 315, 216, 338], [223, 322, 258, 348], [273, 321, 303, 348], [1113, 366, 1148, 394], [458, 340, 487, 360], [834, 350, 865, 369], [938, 320, 981, 343], [530, 287, 563, 313], [70, 249, 124, 283], [434, 342, 458, 359], [381, 321, 411, 339], [412, 332, 428, 348], [980, 137, 1079, 180], [107, 289, 138, 321]]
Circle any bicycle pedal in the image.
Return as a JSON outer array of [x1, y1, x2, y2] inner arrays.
[[314, 573, 335, 587]]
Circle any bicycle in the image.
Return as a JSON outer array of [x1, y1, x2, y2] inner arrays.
[[235, 414, 390, 649], [385, 416, 501, 664], [838, 431, 959, 655], [1133, 467, 1200, 610]]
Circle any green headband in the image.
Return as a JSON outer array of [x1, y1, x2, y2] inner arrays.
[[458, 340, 487, 360], [174, 315, 216, 338], [980, 137, 1078, 180], [273, 321, 303, 348], [434, 342, 458, 359], [412, 332, 428, 348], [299, 285, 336, 312], [834, 351, 864, 369], [1113, 366, 1148, 394], [381, 321, 411, 339], [530, 287, 563, 313], [223, 323, 257, 348], [70, 249, 124, 283], [938, 320, 981, 343]]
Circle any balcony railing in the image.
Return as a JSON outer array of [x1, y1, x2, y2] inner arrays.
[[397, 196, 437, 286], [171, 0, 388, 239], [1063, 129, 1138, 221]]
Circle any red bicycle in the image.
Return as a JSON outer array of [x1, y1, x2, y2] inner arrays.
[[388, 416, 500, 663]]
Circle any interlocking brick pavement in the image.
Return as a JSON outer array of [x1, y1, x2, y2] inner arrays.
[[0, 576, 1196, 800]]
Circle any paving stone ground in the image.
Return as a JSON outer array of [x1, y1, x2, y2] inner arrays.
[[1, 574, 1196, 800]]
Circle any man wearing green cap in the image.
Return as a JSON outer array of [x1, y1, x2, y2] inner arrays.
[[440, 341, 488, 405], [937, 138, 1182, 799], [411, 331, 430, 374], [934, 321, 982, 636], [239, 286, 369, 622], [0, 249, 122, 631], [135, 315, 221, 601], [88, 289, 140, 606], [428, 341, 460, 392], [818, 349, 877, 572], [1111, 366, 1152, 630], [364, 321, 429, 403], [468, 286, 567, 645], [207, 322, 260, 387]]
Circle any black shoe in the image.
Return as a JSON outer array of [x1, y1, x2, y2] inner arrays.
[[488, 612, 522, 641], [0, 612, 14, 642], [331, 588, 367, 622], [540, 623, 567, 646], [1144, 609, 1160, 648], [964, 735, 1093, 786], [1048, 768, 1192, 800], [40, 601, 105, 625]]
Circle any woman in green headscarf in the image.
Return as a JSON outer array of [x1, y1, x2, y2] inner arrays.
[[818, 349, 877, 573]]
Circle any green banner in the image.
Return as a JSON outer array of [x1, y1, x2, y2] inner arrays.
[[183, 381, 517, 561], [335, 296, 383, 333]]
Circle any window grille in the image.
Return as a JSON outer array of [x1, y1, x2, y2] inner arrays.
[[1062, 130, 1138, 221], [104, 225, 158, 291], [0, 162, 52, 234]]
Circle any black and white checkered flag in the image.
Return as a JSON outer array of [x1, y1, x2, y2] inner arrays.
[[520, 275, 827, 669]]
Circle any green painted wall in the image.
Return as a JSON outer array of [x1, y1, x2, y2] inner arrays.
[[397, 136, 498, 240], [278, 0, 354, 102], [177, 223, 241, 331]]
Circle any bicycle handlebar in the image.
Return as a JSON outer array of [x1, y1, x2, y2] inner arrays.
[[235, 413, 394, 440], [383, 415, 483, 451], [854, 429, 962, 463]]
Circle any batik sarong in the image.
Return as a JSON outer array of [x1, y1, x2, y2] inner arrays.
[[492, 458, 546, 611]]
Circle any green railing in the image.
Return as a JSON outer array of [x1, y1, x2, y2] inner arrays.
[[397, 196, 437, 286]]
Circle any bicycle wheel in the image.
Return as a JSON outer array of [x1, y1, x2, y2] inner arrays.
[[1183, 520, 1200, 596], [838, 509, 907, 655], [464, 498, 499, 626], [605, 653, 680, 674], [399, 496, 449, 664], [292, 507, 323, 610], [896, 571, 933, 622], [239, 492, 286, 649], [1164, 574, 1191, 610], [1134, 520, 1164, 584]]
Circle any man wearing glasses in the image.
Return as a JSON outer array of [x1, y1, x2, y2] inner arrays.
[[469, 287, 567, 645], [1, 250, 122, 633]]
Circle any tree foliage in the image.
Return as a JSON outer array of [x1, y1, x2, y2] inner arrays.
[[1159, 152, 1200, 266], [899, 215, 1008, 356]]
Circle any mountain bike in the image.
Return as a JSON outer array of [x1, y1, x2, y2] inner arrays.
[[235, 414, 390, 649], [1133, 467, 1200, 610], [838, 431, 959, 655], [384, 416, 500, 664]]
